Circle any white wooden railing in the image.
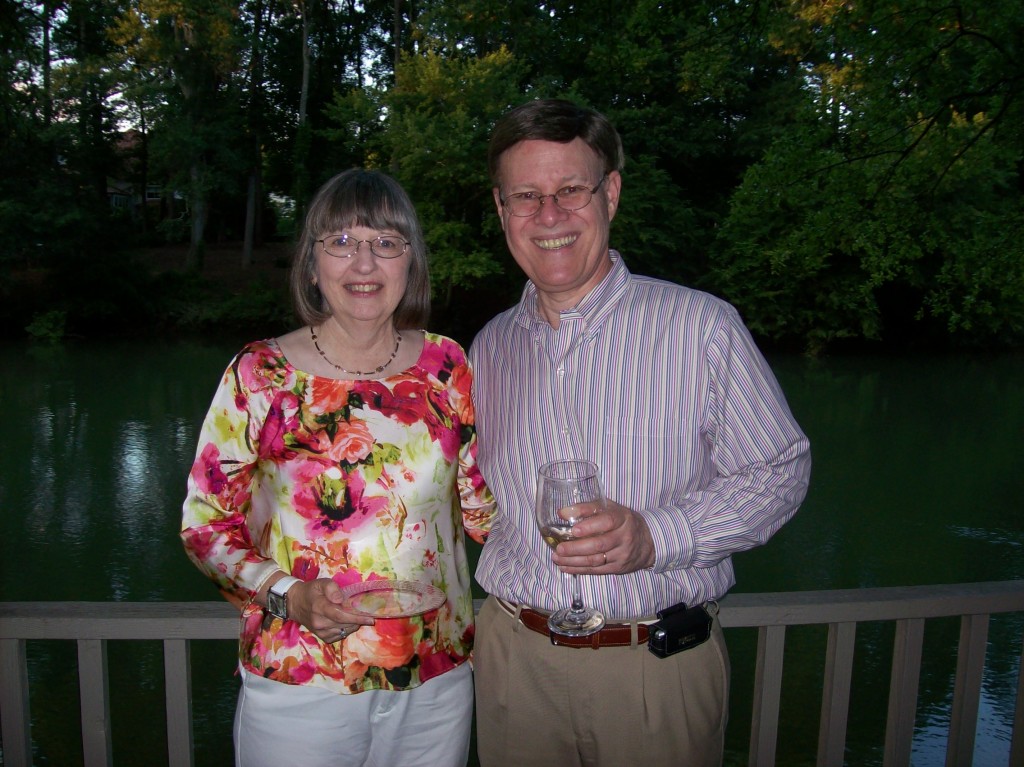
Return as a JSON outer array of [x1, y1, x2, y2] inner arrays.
[[2, 581, 1023, 767]]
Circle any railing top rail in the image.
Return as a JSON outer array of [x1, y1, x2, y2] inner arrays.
[[2, 580, 1022, 639], [0, 601, 240, 640], [717, 579, 1024, 628]]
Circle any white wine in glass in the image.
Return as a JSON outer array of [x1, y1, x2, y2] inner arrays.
[[536, 459, 606, 637]]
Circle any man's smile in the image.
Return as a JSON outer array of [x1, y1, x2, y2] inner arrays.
[[535, 234, 578, 250]]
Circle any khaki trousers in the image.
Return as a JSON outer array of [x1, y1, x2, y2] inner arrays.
[[473, 595, 729, 767]]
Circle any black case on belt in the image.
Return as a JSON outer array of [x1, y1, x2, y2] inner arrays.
[[647, 602, 713, 658]]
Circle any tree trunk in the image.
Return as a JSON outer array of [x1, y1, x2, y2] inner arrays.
[[242, 0, 267, 270], [138, 107, 149, 234], [186, 164, 207, 271], [242, 168, 258, 269], [298, 1, 310, 125], [393, 0, 401, 72], [42, 0, 53, 126], [292, 0, 312, 229]]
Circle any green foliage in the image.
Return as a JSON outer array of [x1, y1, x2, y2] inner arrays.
[[611, 155, 704, 286], [154, 269, 293, 334], [377, 47, 524, 306], [424, 218, 502, 292], [25, 310, 68, 344], [2, 0, 1022, 349], [708, 0, 1024, 352]]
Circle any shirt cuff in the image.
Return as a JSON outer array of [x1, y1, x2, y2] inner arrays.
[[636, 505, 695, 572], [247, 561, 285, 602]]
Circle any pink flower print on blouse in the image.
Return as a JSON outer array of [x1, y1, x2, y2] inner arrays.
[[296, 467, 390, 535], [239, 346, 284, 393], [374, 380, 461, 461], [308, 376, 356, 416], [324, 419, 375, 465], [346, 617, 418, 670], [416, 340, 454, 378], [193, 443, 228, 495], [275, 649, 320, 685], [375, 379, 432, 427], [417, 639, 455, 682], [258, 392, 302, 461], [190, 443, 252, 514], [448, 364, 474, 424]]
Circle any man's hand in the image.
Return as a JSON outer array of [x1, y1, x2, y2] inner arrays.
[[551, 499, 655, 574]]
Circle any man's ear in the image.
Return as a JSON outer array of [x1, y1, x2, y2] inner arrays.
[[604, 171, 622, 223]]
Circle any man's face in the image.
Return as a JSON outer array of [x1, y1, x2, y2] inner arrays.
[[493, 138, 621, 316]]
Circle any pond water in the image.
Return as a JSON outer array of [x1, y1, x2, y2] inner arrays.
[[1, 339, 1022, 766]]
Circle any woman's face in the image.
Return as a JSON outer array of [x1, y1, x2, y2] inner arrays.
[[314, 223, 410, 329]]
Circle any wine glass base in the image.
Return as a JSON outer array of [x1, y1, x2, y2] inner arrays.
[[548, 608, 605, 637]]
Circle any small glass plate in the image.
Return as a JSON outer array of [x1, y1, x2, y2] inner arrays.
[[338, 580, 446, 618]]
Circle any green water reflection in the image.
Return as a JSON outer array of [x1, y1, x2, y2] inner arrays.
[[1, 341, 1022, 766]]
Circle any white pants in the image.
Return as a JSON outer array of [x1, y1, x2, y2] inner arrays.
[[233, 661, 473, 767]]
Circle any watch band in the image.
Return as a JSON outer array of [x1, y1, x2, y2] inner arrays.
[[266, 576, 301, 620]]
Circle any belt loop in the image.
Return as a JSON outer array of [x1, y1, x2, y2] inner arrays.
[[630, 620, 640, 649], [590, 632, 600, 650], [512, 603, 525, 634]]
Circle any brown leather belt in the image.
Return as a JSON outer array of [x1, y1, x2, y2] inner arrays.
[[508, 602, 651, 649]]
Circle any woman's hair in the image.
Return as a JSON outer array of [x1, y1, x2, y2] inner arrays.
[[487, 99, 625, 187], [291, 168, 430, 329]]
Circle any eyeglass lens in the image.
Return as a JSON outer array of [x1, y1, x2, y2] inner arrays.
[[319, 235, 406, 258], [503, 175, 606, 217]]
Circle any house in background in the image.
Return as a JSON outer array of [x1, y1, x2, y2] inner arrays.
[[106, 129, 180, 226]]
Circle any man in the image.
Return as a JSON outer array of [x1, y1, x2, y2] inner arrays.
[[469, 98, 811, 767]]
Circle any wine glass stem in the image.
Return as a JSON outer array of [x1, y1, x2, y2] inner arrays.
[[569, 574, 585, 613]]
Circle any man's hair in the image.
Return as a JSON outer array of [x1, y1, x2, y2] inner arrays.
[[487, 99, 625, 186], [291, 168, 430, 329]]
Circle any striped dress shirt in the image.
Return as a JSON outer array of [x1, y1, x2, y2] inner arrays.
[[469, 252, 811, 620]]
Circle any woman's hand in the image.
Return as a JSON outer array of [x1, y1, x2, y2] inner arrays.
[[283, 577, 374, 643]]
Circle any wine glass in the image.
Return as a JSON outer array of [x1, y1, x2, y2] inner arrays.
[[535, 459, 606, 637]]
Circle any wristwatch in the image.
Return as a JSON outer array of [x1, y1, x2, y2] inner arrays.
[[266, 576, 301, 621]]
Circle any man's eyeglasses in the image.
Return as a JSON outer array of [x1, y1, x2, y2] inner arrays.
[[499, 174, 608, 217], [316, 234, 409, 259]]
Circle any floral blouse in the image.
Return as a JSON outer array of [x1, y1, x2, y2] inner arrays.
[[181, 332, 494, 694]]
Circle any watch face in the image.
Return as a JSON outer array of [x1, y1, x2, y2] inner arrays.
[[267, 590, 287, 619]]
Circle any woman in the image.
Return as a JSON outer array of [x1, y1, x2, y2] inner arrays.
[[181, 169, 494, 767]]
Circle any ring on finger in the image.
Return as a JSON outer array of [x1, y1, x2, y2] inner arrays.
[[602, 551, 607, 565]]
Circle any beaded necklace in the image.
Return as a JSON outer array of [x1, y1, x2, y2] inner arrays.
[[310, 325, 401, 376]]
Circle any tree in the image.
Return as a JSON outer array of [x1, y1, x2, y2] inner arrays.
[[369, 46, 521, 333], [711, 0, 1024, 352], [3, 0, 1021, 348], [1, 0, 50, 264], [111, 0, 248, 269]]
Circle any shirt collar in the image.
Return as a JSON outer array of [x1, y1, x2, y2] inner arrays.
[[513, 250, 631, 332]]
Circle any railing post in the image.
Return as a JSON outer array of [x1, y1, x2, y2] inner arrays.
[[164, 638, 196, 767], [945, 613, 988, 766], [78, 638, 113, 767], [1010, 634, 1024, 767], [818, 621, 856, 766], [883, 617, 925, 767], [749, 624, 786, 767], [0, 637, 33, 767]]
